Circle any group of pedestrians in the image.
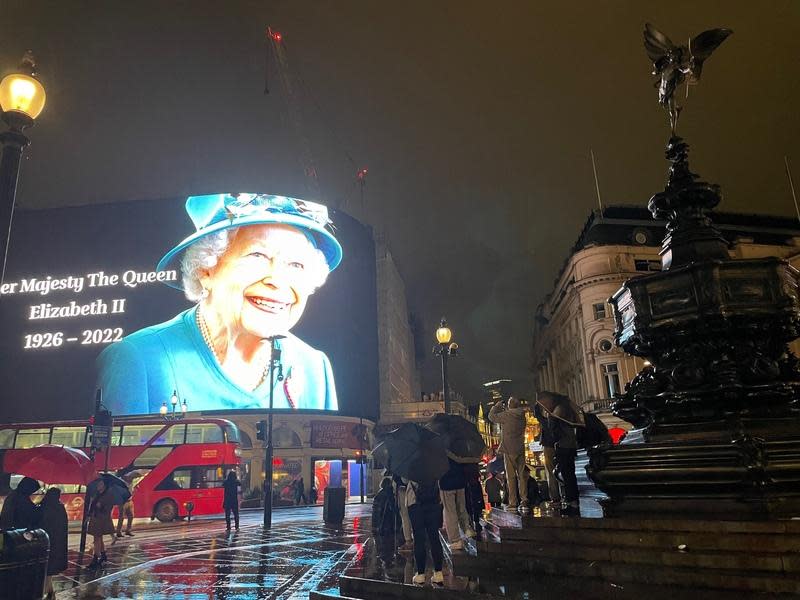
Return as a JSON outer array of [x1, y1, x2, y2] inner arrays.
[[0, 478, 68, 599], [489, 393, 582, 516]]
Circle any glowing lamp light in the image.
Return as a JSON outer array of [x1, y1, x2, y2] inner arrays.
[[436, 319, 452, 344], [273, 31, 283, 42], [171, 390, 178, 407], [181, 400, 188, 414], [0, 73, 46, 119], [159, 402, 168, 416]]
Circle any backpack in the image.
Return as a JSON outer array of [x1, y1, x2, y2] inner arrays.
[[577, 412, 612, 449], [412, 481, 440, 506]]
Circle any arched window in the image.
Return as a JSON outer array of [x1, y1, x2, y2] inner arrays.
[[239, 430, 253, 449]]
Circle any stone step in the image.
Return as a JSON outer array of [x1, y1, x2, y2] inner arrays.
[[492, 523, 800, 553], [475, 538, 794, 573], [338, 575, 505, 600], [486, 507, 800, 534], [452, 551, 800, 594]]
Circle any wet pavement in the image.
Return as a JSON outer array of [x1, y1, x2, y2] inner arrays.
[[52, 497, 605, 599], [56, 506, 375, 599]]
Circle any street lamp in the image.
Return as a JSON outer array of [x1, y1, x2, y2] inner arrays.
[[0, 51, 45, 282], [263, 334, 285, 530], [433, 318, 459, 413], [160, 390, 187, 421]]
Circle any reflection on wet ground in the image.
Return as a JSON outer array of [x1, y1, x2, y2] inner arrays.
[[56, 506, 374, 599]]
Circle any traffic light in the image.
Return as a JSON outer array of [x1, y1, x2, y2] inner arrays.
[[256, 420, 267, 441]]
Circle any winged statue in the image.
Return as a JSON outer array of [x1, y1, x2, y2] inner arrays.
[[644, 23, 732, 136]]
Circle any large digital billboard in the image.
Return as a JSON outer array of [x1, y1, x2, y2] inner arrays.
[[0, 194, 379, 422]]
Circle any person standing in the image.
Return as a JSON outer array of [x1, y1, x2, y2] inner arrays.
[[223, 471, 241, 530], [293, 476, 307, 505], [308, 486, 318, 505], [392, 474, 414, 551], [87, 479, 116, 568], [488, 397, 529, 511], [537, 391, 583, 516], [0, 476, 40, 530], [439, 458, 474, 550], [407, 479, 444, 586], [484, 472, 502, 508], [370, 477, 397, 536], [534, 402, 561, 508], [463, 463, 484, 536], [39, 488, 68, 600]]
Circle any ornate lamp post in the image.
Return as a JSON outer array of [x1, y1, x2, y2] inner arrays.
[[160, 390, 187, 421], [0, 52, 46, 281], [433, 318, 459, 413]]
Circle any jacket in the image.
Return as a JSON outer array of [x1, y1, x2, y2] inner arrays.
[[39, 501, 68, 575], [0, 491, 39, 530], [439, 459, 466, 491], [222, 478, 241, 509], [552, 404, 577, 449], [484, 476, 502, 503], [488, 403, 527, 455]]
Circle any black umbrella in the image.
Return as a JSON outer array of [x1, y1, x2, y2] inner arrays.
[[425, 413, 487, 462], [87, 472, 131, 505], [372, 422, 449, 484]]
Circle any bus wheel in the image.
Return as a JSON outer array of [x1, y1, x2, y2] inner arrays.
[[154, 499, 178, 522]]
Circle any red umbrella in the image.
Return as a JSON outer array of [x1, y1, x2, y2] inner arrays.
[[3, 445, 99, 485]]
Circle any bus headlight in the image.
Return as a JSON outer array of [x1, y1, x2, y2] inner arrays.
[[234, 448, 242, 457]]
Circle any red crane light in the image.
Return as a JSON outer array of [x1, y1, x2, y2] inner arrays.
[[273, 31, 283, 43]]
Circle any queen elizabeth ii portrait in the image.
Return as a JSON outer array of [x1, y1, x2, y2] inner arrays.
[[96, 193, 342, 415]]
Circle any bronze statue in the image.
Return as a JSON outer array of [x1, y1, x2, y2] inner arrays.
[[643, 23, 732, 136]]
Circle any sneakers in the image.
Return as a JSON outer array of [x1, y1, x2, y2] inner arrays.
[[431, 571, 444, 585], [505, 504, 518, 512], [412, 573, 426, 585], [115, 532, 123, 539], [465, 527, 477, 538], [124, 531, 134, 537], [448, 540, 463, 551]]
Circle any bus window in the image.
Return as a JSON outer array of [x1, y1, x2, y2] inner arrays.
[[186, 424, 223, 444], [197, 466, 226, 488], [132, 447, 172, 468], [0, 429, 15, 449], [223, 423, 240, 444], [120, 425, 165, 446], [153, 424, 186, 446], [156, 469, 190, 490], [51, 427, 87, 447], [14, 428, 51, 448]]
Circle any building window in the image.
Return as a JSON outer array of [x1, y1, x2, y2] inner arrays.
[[635, 259, 662, 272], [602, 363, 621, 398], [598, 339, 613, 353], [593, 303, 607, 320]]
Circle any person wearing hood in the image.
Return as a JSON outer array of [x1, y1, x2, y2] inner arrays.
[[488, 397, 529, 511], [0, 476, 40, 530], [39, 488, 68, 600]]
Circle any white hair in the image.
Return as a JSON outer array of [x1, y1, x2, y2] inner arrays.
[[181, 227, 330, 302]]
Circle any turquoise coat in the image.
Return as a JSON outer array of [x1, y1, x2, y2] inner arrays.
[[96, 306, 338, 415]]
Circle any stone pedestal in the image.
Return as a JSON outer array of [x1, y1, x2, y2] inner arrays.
[[586, 136, 800, 519]]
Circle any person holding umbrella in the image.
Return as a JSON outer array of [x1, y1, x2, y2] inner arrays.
[[537, 391, 585, 516], [87, 478, 117, 567], [407, 477, 445, 585]]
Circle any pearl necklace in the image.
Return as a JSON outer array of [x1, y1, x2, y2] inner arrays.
[[196, 308, 270, 391]]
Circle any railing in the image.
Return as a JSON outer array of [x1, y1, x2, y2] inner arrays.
[[580, 398, 614, 413]]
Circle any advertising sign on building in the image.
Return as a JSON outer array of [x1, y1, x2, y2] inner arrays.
[[310, 420, 364, 449]]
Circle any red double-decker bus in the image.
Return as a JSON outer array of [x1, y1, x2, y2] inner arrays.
[[0, 417, 241, 522]]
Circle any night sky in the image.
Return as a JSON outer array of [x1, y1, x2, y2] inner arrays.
[[2, 2, 799, 403]]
